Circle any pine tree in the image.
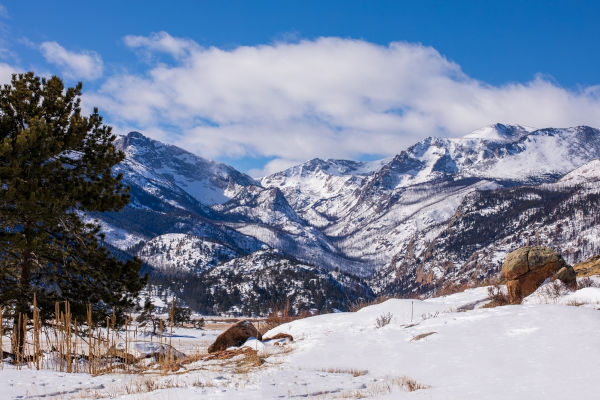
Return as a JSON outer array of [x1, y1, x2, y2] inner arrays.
[[136, 298, 156, 328], [0, 72, 146, 354], [172, 304, 192, 327]]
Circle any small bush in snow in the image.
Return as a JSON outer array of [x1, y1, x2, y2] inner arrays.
[[484, 285, 510, 308], [375, 312, 393, 328], [543, 280, 569, 300], [577, 277, 599, 290]]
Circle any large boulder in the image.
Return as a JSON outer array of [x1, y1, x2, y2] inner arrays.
[[573, 255, 600, 277], [501, 246, 576, 303], [208, 320, 262, 353]]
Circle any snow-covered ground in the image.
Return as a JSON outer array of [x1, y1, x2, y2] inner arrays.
[[2, 283, 599, 399]]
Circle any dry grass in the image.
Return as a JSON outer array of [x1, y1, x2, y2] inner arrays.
[[411, 331, 437, 341], [577, 277, 600, 289], [543, 280, 568, 300], [435, 280, 478, 297], [199, 347, 257, 362], [323, 367, 368, 377], [436, 274, 505, 298], [262, 332, 294, 342], [123, 376, 182, 396], [375, 312, 393, 328], [336, 375, 430, 398], [233, 349, 263, 374], [1, 298, 197, 377], [260, 301, 312, 334], [482, 285, 510, 308]]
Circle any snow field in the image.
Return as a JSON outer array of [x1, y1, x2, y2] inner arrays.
[[2, 285, 599, 399]]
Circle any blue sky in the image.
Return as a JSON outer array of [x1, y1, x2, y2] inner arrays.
[[1, 0, 599, 175]]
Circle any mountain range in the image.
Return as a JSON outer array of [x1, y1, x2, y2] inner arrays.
[[93, 124, 600, 314]]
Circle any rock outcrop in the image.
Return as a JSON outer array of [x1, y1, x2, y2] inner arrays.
[[501, 246, 576, 303], [573, 255, 600, 277], [207, 320, 262, 353]]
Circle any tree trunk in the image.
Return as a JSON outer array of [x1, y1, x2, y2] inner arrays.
[[12, 241, 33, 357]]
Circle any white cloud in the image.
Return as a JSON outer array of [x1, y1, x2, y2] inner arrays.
[[124, 31, 198, 60], [0, 4, 7, 18], [91, 35, 600, 170], [40, 41, 103, 80], [0, 62, 18, 85]]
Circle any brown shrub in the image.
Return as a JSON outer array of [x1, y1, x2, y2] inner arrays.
[[260, 301, 312, 334], [201, 347, 257, 362], [262, 333, 294, 342], [577, 277, 599, 289], [482, 285, 510, 308]]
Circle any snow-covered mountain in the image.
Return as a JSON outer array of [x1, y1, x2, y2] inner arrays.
[[370, 158, 600, 296], [115, 132, 257, 208], [137, 234, 240, 274], [99, 124, 600, 312], [263, 124, 600, 275], [213, 184, 367, 275], [164, 249, 373, 315], [261, 158, 387, 227]]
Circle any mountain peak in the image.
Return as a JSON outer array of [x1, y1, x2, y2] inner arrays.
[[114, 130, 257, 206], [461, 123, 536, 142], [126, 131, 146, 139]]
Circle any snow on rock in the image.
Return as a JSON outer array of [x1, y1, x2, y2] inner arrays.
[[238, 337, 265, 352]]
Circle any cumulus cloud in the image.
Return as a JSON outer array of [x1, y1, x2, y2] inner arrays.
[[0, 62, 19, 85], [91, 33, 600, 173], [40, 41, 103, 80]]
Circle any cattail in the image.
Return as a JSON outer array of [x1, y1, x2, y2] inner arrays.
[[168, 298, 175, 369], [33, 294, 40, 370], [106, 316, 111, 371], [73, 319, 78, 373], [87, 304, 93, 375], [64, 302, 72, 373], [0, 305, 3, 368], [22, 314, 28, 368], [54, 302, 60, 371], [125, 315, 129, 370], [159, 319, 164, 364], [16, 312, 21, 368]]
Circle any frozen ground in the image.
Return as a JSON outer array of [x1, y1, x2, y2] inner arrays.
[[2, 282, 599, 399]]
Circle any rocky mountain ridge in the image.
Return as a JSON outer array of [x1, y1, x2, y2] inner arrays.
[[97, 124, 600, 312]]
